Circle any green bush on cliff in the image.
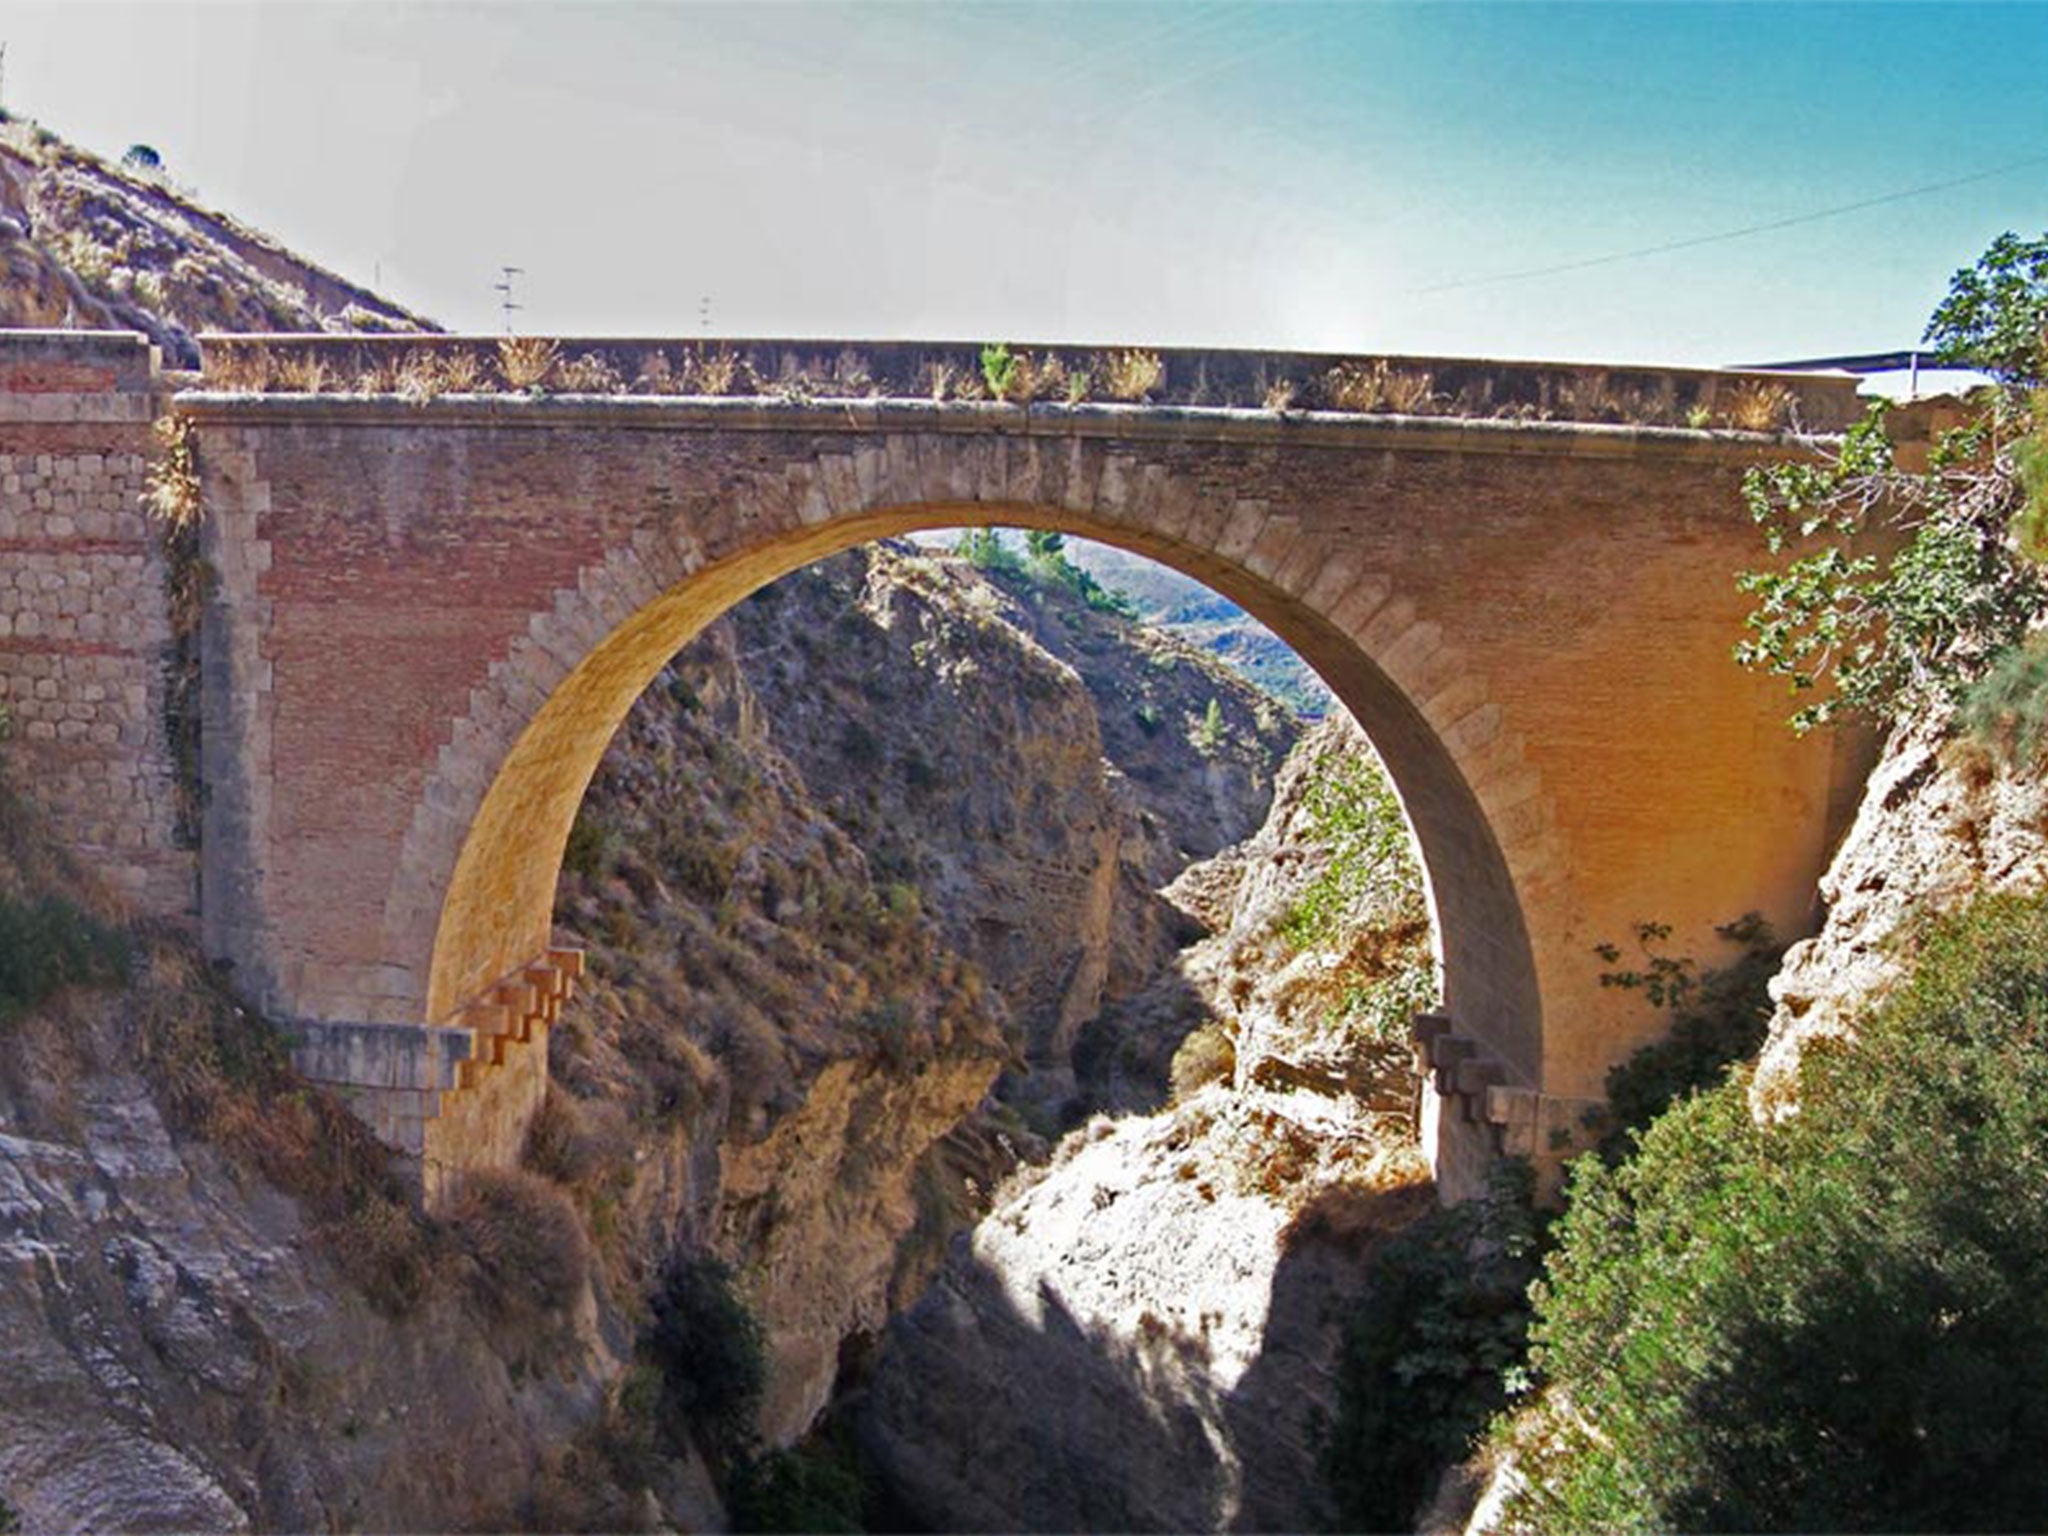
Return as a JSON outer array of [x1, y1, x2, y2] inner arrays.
[[0, 890, 129, 1021], [645, 1254, 766, 1458], [1322, 1160, 1544, 1532], [730, 1442, 867, 1533], [1282, 747, 1426, 948], [1503, 890, 2048, 1531]]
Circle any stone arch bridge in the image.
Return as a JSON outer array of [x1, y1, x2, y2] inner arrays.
[[0, 331, 1874, 1199]]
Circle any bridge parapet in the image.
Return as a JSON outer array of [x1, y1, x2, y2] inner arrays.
[[193, 332, 1864, 434]]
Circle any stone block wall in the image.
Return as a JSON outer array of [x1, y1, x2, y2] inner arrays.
[[0, 332, 191, 916]]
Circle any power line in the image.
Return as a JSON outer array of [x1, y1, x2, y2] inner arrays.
[[1414, 148, 2048, 296]]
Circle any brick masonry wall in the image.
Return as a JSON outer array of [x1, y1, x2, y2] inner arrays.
[[178, 360, 1873, 1197], [0, 332, 192, 917]]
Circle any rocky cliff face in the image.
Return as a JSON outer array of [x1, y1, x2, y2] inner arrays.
[[547, 610, 1011, 1447], [857, 715, 1434, 1533], [548, 542, 1296, 1447], [726, 545, 1293, 1112], [0, 828, 647, 1534], [1754, 708, 2048, 1115]]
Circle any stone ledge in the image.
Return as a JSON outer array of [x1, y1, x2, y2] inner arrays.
[[168, 388, 1842, 464]]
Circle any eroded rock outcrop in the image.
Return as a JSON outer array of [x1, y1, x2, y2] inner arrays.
[[0, 982, 636, 1534], [858, 715, 1432, 1533], [1754, 709, 2048, 1114], [728, 544, 1294, 1106]]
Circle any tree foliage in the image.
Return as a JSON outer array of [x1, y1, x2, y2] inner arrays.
[[1734, 231, 2048, 732], [1924, 230, 2048, 384]]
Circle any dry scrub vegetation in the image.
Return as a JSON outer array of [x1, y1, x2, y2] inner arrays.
[[0, 750, 596, 1336], [193, 334, 1808, 432]]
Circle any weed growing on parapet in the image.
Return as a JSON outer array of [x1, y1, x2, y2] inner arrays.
[[203, 342, 272, 393], [275, 352, 329, 393], [436, 349, 484, 393], [497, 335, 559, 391], [1723, 378, 1796, 432], [1325, 359, 1435, 414], [559, 352, 625, 394], [695, 346, 740, 396], [979, 343, 1018, 401], [1101, 348, 1164, 401]]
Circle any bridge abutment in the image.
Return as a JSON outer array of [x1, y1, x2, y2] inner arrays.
[[0, 331, 194, 917]]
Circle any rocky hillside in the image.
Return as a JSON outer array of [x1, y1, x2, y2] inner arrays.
[[857, 714, 1435, 1532], [548, 540, 1298, 1447], [0, 776, 662, 1532], [1754, 705, 2048, 1110], [0, 112, 427, 362], [726, 543, 1295, 1113], [1061, 537, 1336, 717]]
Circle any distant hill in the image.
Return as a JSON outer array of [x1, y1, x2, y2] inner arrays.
[[912, 532, 1334, 717]]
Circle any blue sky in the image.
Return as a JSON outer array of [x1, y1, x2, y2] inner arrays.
[[7, 2, 2047, 365]]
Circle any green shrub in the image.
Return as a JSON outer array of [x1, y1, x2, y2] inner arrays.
[[1510, 890, 2048, 1531], [1322, 1161, 1543, 1532], [0, 891, 129, 1022], [1957, 628, 2048, 767], [1333, 939, 1438, 1054], [644, 1254, 766, 1458], [979, 342, 1018, 400], [560, 807, 612, 881], [730, 1443, 867, 1533], [955, 526, 1024, 577], [1593, 913, 1780, 1161], [839, 719, 884, 767], [1282, 749, 1426, 949]]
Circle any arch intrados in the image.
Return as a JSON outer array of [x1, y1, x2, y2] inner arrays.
[[422, 499, 1539, 1079]]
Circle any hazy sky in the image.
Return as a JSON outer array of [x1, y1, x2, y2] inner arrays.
[[6, 2, 2046, 366]]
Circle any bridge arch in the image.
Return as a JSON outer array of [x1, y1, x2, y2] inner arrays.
[[385, 438, 1553, 1097], [190, 365, 1864, 1195]]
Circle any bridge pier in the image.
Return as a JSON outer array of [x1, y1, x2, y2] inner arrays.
[[1414, 1012, 1601, 1201], [289, 946, 583, 1203]]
